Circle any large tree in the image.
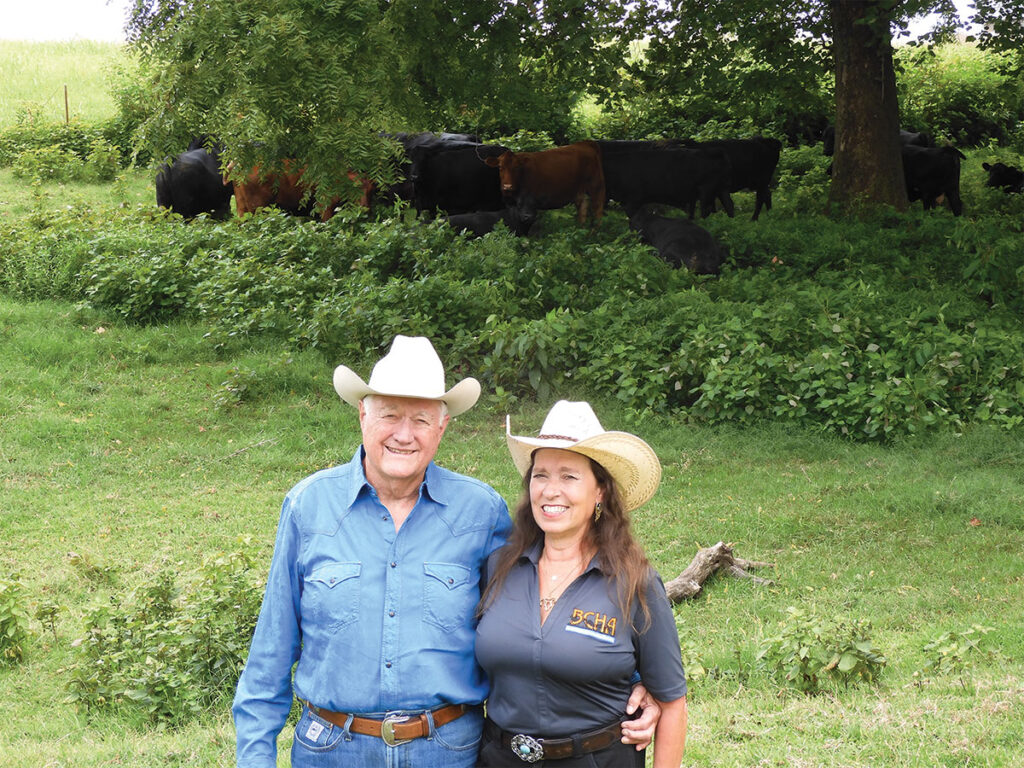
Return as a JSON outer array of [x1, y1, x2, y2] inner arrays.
[[126, 0, 1022, 213], [126, 0, 631, 208], [829, 0, 908, 210], [618, 0, 1021, 213]]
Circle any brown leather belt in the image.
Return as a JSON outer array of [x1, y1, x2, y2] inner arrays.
[[487, 717, 623, 762], [302, 700, 469, 746]]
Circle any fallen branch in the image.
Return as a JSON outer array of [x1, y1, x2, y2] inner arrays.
[[664, 541, 774, 602]]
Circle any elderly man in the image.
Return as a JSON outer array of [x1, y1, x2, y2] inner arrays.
[[233, 335, 657, 767]]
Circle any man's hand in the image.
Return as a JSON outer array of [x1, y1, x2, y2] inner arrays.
[[621, 683, 661, 750]]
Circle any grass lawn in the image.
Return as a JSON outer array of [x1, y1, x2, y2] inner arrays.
[[0, 40, 128, 127], [1, 297, 1022, 767]]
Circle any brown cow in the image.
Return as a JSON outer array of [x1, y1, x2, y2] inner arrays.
[[230, 160, 373, 220], [484, 141, 605, 228]]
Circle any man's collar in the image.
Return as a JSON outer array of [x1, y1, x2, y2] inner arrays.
[[350, 446, 444, 506]]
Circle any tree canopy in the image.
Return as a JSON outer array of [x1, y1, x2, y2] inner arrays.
[[126, 0, 1024, 212]]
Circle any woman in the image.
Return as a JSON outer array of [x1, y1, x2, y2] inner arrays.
[[476, 401, 687, 767]]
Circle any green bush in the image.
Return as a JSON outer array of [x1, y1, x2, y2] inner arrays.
[[0, 578, 31, 666], [917, 624, 996, 690], [85, 137, 122, 182], [12, 145, 81, 182], [64, 544, 264, 724], [5, 157, 1024, 441], [897, 43, 1023, 146], [757, 606, 887, 694]]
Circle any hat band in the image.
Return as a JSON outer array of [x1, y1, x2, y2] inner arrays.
[[538, 434, 581, 442]]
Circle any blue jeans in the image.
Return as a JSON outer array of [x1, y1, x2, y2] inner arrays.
[[290, 705, 483, 768]]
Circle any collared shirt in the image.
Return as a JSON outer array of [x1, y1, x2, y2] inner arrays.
[[233, 447, 511, 768], [475, 542, 687, 737]]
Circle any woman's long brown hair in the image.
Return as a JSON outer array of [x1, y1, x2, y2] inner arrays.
[[479, 453, 653, 631]]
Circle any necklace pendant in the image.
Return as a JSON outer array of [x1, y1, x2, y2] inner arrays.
[[539, 597, 556, 612]]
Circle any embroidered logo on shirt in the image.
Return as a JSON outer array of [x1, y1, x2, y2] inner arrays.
[[565, 608, 617, 643]]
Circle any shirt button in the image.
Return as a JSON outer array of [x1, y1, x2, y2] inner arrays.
[[390, 562, 397, 568], [447, 578, 454, 584], [385, 661, 392, 668], [389, 610, 395, 617]]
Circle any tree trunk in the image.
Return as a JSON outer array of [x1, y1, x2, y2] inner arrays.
[[828, 0, 908, 212]]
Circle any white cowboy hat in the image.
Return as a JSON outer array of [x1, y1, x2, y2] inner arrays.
[[333, 335, 481, 417], [506, 400, 662, 512]]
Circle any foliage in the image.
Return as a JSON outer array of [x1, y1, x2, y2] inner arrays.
[[4, 167, 1024, 441], [757, 606, 887, 694], [9, 137, 122, 184], [64, 544, 264, 724], [917, 624, 996, 689], [124, 0, 631, 204], [0, 578, 31, 666], [897, 43, 1023, 146], [12, 145, 82, 183]]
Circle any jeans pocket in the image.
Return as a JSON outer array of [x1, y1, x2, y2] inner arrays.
[[303, 561, 361, 631], [422, 562, 473, 632], [292, 708, 345, 753]]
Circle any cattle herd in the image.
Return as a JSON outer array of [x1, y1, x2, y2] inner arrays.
[[156, 129, 1022, 276]]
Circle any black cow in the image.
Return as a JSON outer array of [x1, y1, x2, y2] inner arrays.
[[629, 207, 726, 275], [597, 140, 734, 219], [822, 126, 934, 156], [376, 132, 482, 205], [444, 209, 532, 237], [982, 161, 1024, 193], [408, 143, 509, 216], [903, 145, 965, 216], [155, 137, 233, 219], [683, 137, 782, 220], [900, 130, 934, 149]]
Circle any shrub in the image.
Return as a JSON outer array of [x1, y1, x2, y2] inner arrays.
[[917, 624, 996, 690], [85, 137, 122, 182], [64, 544, 265, 724], [12, 145, 81, 182], [757, 606, 886, 694], [0, 578, 31, 666], [897, 43, 1023, 146]]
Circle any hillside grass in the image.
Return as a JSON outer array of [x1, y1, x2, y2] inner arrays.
[[0, 40, 128, 127], [1, 297, 1022, 767]]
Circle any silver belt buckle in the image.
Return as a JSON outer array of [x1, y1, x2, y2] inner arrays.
[[510, 733, 544, 762], [381, 714, 412, 747]]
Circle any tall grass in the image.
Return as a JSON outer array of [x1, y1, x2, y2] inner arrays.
[[0, 40, 127, 127]]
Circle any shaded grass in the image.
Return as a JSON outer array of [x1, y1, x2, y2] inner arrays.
[[1, 298, 1022, 766]]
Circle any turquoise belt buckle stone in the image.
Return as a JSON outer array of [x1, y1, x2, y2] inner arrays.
[[510, 733, 544, 762]]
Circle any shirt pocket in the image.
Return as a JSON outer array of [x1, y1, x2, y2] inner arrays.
[[304, 562, 361, 631], [422, 562, 474, 632]]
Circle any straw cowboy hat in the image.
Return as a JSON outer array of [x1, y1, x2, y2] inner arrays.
[[506, 400, 662, 512], [333, 335, 481, 417]]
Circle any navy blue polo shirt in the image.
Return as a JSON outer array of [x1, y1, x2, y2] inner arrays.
[[475, 543, 687, 737]]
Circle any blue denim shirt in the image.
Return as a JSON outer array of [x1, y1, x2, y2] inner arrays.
[[232, 447, 511, 767]]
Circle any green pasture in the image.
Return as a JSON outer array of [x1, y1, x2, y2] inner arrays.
[[1, 295, 1023, 766], [0, 41, 127, 127], [2, 36, 1024, 768]]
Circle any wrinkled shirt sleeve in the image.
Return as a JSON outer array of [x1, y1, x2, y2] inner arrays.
[[232, 496, 303, 768]]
